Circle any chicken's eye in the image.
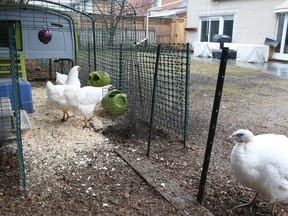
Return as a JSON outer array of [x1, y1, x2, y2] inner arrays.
[[237, 133, 243, 137]]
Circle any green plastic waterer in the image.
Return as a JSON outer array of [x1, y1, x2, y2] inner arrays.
[[88, 71, 110, 87], [102, 90, 128, 117]]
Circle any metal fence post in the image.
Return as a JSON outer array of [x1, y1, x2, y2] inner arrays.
[[184, 43, 191, 148], [197, 47, 229, 203], [8, 24, 27, 197], [147, 44, 161, 157]]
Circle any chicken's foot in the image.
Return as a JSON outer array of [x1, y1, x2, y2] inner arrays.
[[232, 192, 259, 211], [61, 111, 73, 122]]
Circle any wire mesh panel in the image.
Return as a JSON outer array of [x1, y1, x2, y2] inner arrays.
[[8, 24, 27, 196], [95, 43, 191, 143], [0, 22, 27, 195], [0, 22, 17, 142], [149, 44, 190, 136], [134, 43, 191, 140], [132, 44, 158, 122], [0, 96, 14, 141]]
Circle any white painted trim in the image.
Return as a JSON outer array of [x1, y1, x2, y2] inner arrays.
[[198, 9, 238, 17]]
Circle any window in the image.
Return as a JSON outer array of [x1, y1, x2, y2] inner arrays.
[[271, 13, 288, 60], [200, 20, 209, 42], [275, 14, 285, 53], [0, 20, 22, 50], [223, 18, 234, 37], [153, 0, 162, 7], [199, 16, 234, 42], [181, 0, 187, 7], [209, 18, 220, 41]]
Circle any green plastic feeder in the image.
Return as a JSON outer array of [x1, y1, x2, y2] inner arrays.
[[88, 71, 110, 87], [102, 90, 128, 117]]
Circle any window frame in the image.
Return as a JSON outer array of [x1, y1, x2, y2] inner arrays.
[[199, 15, 234, 42]]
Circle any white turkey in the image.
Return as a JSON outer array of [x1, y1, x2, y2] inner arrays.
[[46, 65, 81, 121], [228, 129, 288, 215], [63, 84, 115, 128]]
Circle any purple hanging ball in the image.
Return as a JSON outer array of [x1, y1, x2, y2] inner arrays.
[[38, 28, 52, 44]]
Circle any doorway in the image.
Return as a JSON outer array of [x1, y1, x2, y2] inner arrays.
[[273, 13, 288, 60]]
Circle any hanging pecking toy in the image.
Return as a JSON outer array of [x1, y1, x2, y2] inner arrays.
[[38, 19, 52, 44]]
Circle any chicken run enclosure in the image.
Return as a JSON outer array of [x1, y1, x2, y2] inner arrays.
[[0, 0, 195, 198]]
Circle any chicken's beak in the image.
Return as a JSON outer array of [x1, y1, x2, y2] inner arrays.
[[109, 85, 116, 91]]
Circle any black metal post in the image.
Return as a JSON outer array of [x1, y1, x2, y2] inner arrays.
[[147, 44, 161, 157], [197, 47, 229, 203], [92, 19, 96, 71], [119, 44, 123, 90], [184, 43, 191, 148]]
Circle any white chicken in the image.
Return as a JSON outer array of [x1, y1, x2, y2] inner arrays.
[[46, 65, 81, 121], [63, 84, 115, 128], [56, 72, 68, 85], [56, 70, 81, 87], [228, 129, 288, 215]]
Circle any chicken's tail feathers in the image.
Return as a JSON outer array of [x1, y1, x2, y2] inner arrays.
[[56, 72, 67, 85], [46, 81, 53, 91], [46, 81, 55, 99]]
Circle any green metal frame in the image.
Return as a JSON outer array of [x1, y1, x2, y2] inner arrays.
[[8, 23, 27, 197]]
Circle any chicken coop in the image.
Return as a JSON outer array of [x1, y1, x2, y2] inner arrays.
[[0, 0, 191, 196]]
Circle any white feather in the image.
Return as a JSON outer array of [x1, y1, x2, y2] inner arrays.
[[55, 72, 67, 85], [56, 71, 81, 87], [64, 85, 113, 119], [229, 129, 288, 204], [46, 66, 81, 117]]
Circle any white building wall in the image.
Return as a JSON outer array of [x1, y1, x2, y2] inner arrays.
[[187, 0, 282, 47]]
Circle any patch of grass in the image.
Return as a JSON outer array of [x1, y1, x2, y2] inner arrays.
[[222, 85, 251, 97], [190, 60, 288, 98], [191, 60, 257, 79]]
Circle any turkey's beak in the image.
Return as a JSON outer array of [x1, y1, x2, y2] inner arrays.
[[77, 66, 81, 72], [226, 135, 234, 142]]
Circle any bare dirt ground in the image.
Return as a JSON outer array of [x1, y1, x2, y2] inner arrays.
[[1, 59, 288, 216]]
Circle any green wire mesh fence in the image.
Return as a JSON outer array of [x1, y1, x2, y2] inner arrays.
[[94, 43, 191, 153], [9, 24, 27, 196], [0, 23, 27, 196], [0, 1, 191, 159]]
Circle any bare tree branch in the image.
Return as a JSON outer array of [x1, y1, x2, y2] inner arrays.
[[0, 0, 30, 3], [91, 0, 152, 44]]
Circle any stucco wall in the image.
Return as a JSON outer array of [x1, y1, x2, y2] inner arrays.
[[186, 0, 283, 47]]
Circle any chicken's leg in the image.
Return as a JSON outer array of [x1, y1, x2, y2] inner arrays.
[[61, 111, 67, 122], [61, 111, 72, 122], [82, 117, 88, 129], [233, 192, 259, 211], [272, 203, 277, 216]]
